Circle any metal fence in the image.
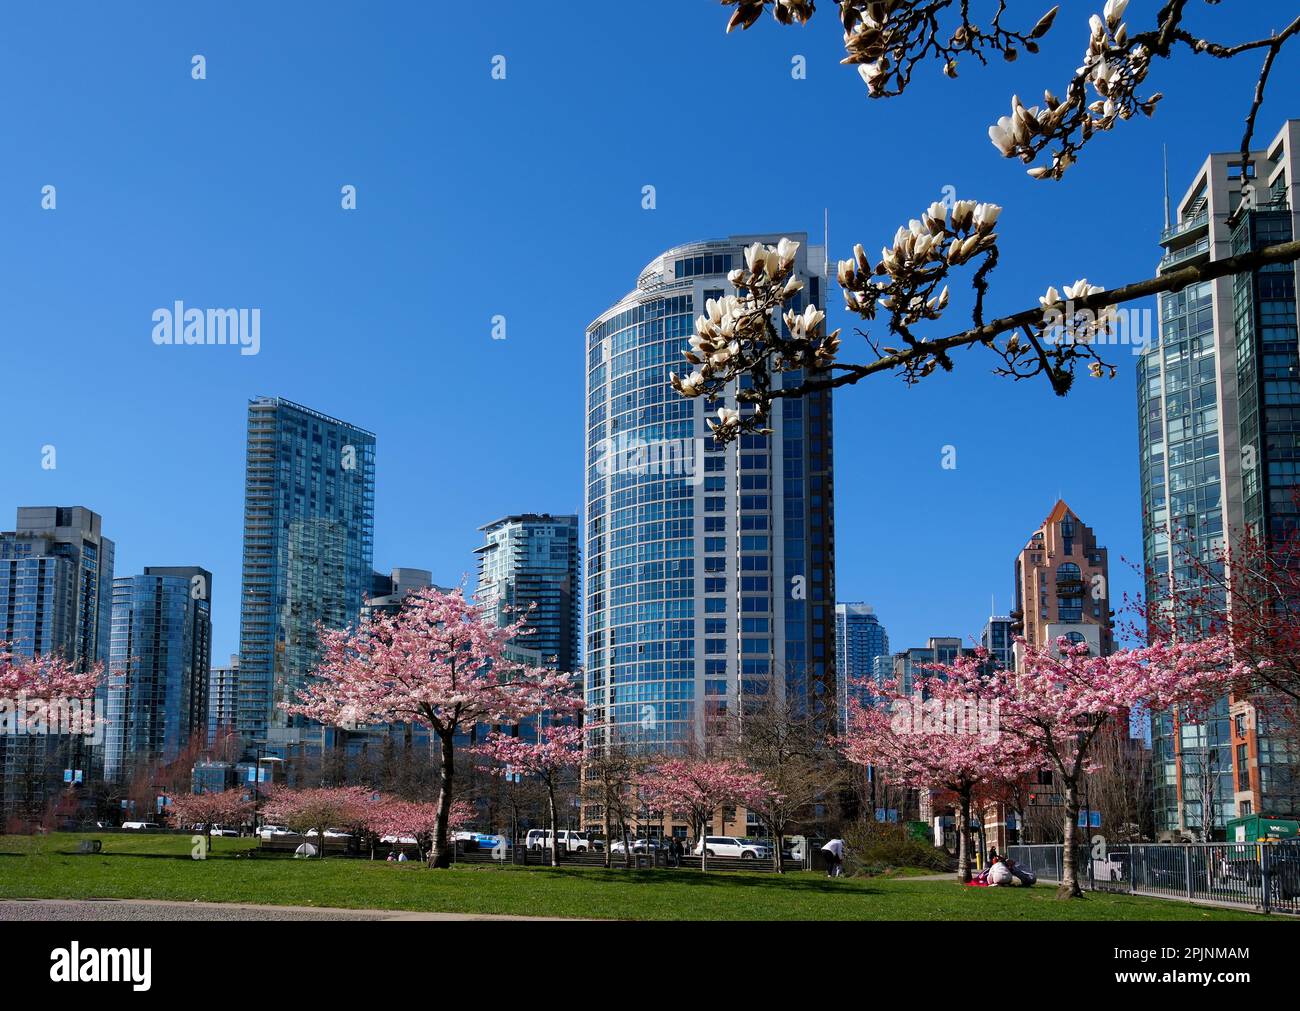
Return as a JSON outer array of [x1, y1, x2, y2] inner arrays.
[[1008, 840, 1300, 915]]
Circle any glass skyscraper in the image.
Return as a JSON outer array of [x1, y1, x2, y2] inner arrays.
[[1139, 120, 1300, 836], [835, 603, 888, 729], [104, 566, 212, 781], [476, 514, 580, 673], [0, 506, 114, 816], [236, 397, 376, 749], [583, 233, 836, 762]]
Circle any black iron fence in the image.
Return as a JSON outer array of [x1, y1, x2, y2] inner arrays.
[[1007, 840, 1300, 915]]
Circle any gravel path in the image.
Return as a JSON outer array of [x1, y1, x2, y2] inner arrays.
[[0, 898, 557, 921]]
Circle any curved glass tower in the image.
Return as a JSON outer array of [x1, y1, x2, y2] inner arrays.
[[584, 234, 836, 760]]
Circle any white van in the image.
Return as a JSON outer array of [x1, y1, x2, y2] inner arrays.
[[525, 829, 590, 853]]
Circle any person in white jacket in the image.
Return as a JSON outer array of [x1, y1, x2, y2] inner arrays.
[[987, 857, 1013, 886]]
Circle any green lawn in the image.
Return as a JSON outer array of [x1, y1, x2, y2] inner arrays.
[[0, 832, 1284, 921]]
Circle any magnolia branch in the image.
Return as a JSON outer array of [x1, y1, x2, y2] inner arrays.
[[744, 238, 1300, 404]]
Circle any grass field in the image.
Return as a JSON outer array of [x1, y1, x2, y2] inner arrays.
[[0, 832, 1284, 921]]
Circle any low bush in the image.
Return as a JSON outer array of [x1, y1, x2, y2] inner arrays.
[[841, 820, 950, 877]]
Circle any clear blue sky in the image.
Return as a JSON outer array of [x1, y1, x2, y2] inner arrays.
[[2, 1, 1296, 662]]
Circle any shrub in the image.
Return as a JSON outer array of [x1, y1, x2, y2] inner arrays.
[[841, 820, 950, 877]]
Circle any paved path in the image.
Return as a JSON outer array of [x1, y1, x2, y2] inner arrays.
[[0, 898, 566, 921]]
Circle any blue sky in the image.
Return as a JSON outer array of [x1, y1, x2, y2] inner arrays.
[[1, 0, 1296, 662]]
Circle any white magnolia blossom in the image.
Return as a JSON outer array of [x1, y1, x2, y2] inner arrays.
[[1039, 277, 1118, 357], [669, 236, 842, 442], [836, 200, 1000, 327], [991, 0, 1159, 180]]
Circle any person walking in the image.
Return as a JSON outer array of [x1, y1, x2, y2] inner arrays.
[[821, 837, 846, 878]]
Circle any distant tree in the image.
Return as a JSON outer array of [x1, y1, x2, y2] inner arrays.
[[168, 789, 256, 845], [640, 756, 770, 871], [729, 695, 838, 872], [473, 722, 583, 867], [260, 786, 372, 858]]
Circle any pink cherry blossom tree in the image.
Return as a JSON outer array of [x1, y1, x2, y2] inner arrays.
[[640, 756, 770, 871], [949, 636, 1243, 897], [364, 796, 473, 863], [282, 587, 577, 867], [840, 669, 1041, 884], [473, 722, 583, 867], [0, 641, 100, 699], [168, 789, 256, 844], [260, 785, 373, 858]]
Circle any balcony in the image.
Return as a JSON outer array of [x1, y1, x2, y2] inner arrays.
[[1160, 210, 1209, 247], [1158, 236, 1211, 273]]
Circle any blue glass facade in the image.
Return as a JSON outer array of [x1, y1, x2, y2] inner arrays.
[[584, 235, 836, 767], [476, 514, 580, 673], [236, 398, 375, 743], [1141, 123, 1300, 835], [104, 568, 211, 781], [0, 507, 114, 815], [835, 603, 889, 728]]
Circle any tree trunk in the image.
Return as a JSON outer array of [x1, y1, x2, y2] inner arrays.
[[773, 829, 783, 874], [699, 819, 709, 872], [602, 790, 612, 869], [547, 782, 560, 868], [1059, 777, 1084, 899], [956, 791, 972, 883], [621, 817, 633, 869], [429, 731, 456, 869]]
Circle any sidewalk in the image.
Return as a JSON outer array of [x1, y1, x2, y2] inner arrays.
[[0, 897, 572, 921]]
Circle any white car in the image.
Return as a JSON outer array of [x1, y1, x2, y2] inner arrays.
[[303, 827, 353, 839], [610, 838, 661, 855], [121, 821, 161, 831], [693, 835, 771, 860], [381, 834, 419, 845], [258, 825, 298, 839], [525, 829, 590, 853]]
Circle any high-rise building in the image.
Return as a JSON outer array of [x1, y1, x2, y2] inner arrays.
[[207, 654, 239, 747], [1012, 500, 1113, 662], [0, 507, 115, 815], [476, 515, 580, 672], [236, 397, 376, 750], [981, 614, 1015, 671], [104, 567, 213, 781], [873, 637, 974, 697], [583, 233, 836, 765], [834, 603, 889, 729], [1140, 121, 1300, 835]]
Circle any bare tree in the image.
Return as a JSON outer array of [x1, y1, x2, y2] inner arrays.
[[729, 694, 842, 871]]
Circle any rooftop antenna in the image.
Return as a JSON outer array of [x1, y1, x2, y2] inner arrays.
[[1162, 143, 1171, 229], [823, 207, 830, 285]]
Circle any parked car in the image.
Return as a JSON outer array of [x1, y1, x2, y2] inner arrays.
[[303, 827, 353, 839], [526, 829, 591, 853], [209, 827, 240, 837], [609, 837, 661, 856], [693, 835, 771, 860], [258, 825, 298, 839], [120, 821, 161, 831]]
